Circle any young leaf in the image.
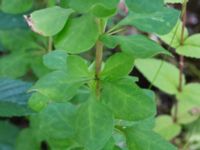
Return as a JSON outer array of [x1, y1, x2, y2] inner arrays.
[[75, 100, 114, 150], [69, 0, 119, 17], [154, 115, 181, 140], [0, 78, 32, 117], [124, 126, 177, 150], [101, 52, 134, 80], [102, 79, 156, 121], [0, 121, 19, 150], [36, 102, 76, 140], [26, 6, 73, 36], [118, 8, 180, 34], [135, 59, 185, 94], [159, 21, 188, 48], [43, 50, 68, 70], [55, 15, 99, 54], [176, 34, 200, 58], [0, 0, 33, 14]]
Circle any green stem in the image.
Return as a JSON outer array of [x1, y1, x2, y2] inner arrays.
[[48, 36, 53, 52], [95, 19, 106, 98], [173, 0, 188, 123]]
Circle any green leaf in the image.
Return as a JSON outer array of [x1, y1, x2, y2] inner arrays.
[[0, 0, 33, 14], [43, 50, 68, 70], [36, 102, 76, 140], [126, 0, 164, 13], [125, 126, 177, 150], [0, 78, 32, 117], [177, 34, 200, 58], [69, 0, 119, 17], [55, 15, 99, 54], [159, 21, 189, 48], [0, 121, 19, 150], [26, 6, 73, 36], [0, 12, 28, 29], [0, 52, 29, 78], [101, 52, 134, 80], [177, 83, 200, 104], [135, 59, 185, 94], [102, 137, 115, 150], [118, 8, 180, 34], [30, 56, 50, 78], [31, 71, 88, 101], [16, 129, 40, 150], [0, 29, 43, 52], [102, 79, 156, 121], [102, 35, 170, 58], [171, 100, 199, 124], [164, 0, 183, 3], [154, 115, 181, 140], [75, 100, 114, 150]]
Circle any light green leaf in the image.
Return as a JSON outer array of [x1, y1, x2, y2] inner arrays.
[[16, 129, 40, 150], [43, 50, 68, 70], [69, 0, 119, 17], [171, 100, 199, 124], [102, 79, 156, 121], [36, 102, 76, 140], [177, 83, 200, 104], [0, 0, 33, 14], [0, 78, 32, 117], [55, 15, 99, 54], [75, 100, 114, 150], [177, 34, 200, 58], [125, 126, 177, 150], [164, 0, 183, 3], [135, 59, 185, 94], [102, 137, 115, 150], [159, 21, 189, 48], [154, 115, 181, 140], [0, 121, 19, 150], [101, 52, 134, 80], [27, 6, 73, 36], [118, 8, 180, 34]]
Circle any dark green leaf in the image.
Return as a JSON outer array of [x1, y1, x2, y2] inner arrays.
[[0, 78, 32, 117], [75, 99, 114, 150], [102, 79, 156, 121]]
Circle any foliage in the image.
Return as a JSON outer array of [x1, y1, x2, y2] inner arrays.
[[0, 0, 200, 149]]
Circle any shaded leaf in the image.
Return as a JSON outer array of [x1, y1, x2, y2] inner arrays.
[[0, 78, 32, 117]]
